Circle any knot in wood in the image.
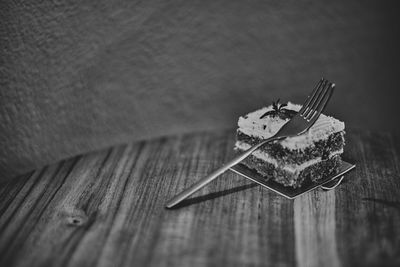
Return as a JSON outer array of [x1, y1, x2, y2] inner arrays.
[[62, 207, 89, 227], [66, 215, 88, 227]]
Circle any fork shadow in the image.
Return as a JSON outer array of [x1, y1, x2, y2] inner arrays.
[[167, 183, 259, 209]]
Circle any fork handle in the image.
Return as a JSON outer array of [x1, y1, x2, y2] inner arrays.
[[165, 136, 278, 208]]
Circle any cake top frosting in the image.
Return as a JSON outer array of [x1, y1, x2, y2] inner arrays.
[[237, 102, 345, 150]]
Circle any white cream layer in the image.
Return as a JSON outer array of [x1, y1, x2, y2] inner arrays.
[[238, 102, 345, 150], [235, 140, 343, 174]]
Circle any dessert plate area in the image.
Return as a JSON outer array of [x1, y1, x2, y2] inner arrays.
[[229, 160, 356, 199]]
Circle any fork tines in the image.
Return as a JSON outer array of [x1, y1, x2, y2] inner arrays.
[[299, 78, 335, 122]]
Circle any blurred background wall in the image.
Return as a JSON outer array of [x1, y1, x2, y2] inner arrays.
[[1, 0, 400, 180]]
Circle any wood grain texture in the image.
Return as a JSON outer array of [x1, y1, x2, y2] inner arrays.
[[2, 0, 400, 180], [0, 129, 400, 267]]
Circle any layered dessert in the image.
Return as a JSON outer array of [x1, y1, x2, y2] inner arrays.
[[234, 100, 345, 188]]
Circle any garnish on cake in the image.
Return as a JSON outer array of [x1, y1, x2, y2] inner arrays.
[[235, 102, 345, 188], [259, 99, 297, 120]]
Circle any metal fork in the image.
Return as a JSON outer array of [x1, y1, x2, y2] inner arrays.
[[166, 78, 335, 208]]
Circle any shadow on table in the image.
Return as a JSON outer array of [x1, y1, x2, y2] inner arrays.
[[362, 198, 400, 213], [168, 183, 258, 209]]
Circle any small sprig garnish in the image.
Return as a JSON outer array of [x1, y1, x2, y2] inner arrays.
[[260, 99, 297, 120]]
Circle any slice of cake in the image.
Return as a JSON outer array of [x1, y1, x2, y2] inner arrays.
[[234, 100, 345, 188]]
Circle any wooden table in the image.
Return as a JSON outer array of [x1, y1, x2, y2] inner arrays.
[[1, 129, 399, 267]]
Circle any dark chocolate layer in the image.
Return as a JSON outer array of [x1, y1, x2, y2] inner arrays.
[[236, 130, 345, 165], [236, 149, 341, 188]]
